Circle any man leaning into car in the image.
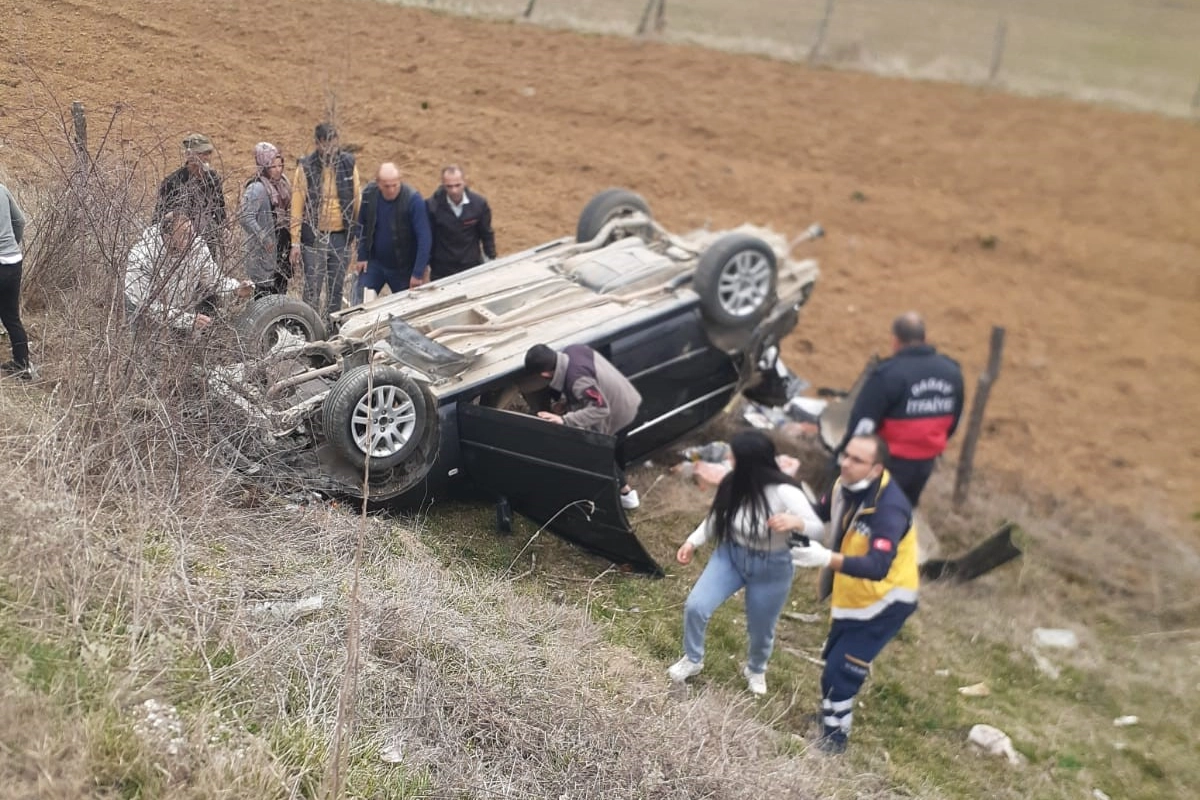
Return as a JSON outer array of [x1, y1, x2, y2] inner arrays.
[[525, 343, 643, 509]]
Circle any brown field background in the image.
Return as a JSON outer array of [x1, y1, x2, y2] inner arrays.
[[1, 0, 1198, 527]]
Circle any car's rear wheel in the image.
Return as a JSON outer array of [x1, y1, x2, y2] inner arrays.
[[235, 295, 326, 356], [693, 234, 777, 327], [322, 365, 429, 470], [575, 188, 652, 244]]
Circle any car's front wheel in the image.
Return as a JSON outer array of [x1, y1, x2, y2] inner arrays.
[[322, 365, 429, 470], [693, 234, 778, 328]]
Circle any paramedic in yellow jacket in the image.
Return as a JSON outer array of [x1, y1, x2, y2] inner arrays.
[[775, 433, 919, 754]]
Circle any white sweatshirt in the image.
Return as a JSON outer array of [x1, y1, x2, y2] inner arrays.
[[685, 483, 825, 552]]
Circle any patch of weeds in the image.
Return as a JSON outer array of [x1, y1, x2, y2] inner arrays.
[[850, 190, 867, 202], [87, 705, 165, 800], [978, 234, 999, 249], [207, 645, 236, 670], [345, 750, 433, 797], [265, 720, 329, 796]]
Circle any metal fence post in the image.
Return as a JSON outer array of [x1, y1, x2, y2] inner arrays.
[[989, 16, 1008, 84], [808, 0, 836, 63]]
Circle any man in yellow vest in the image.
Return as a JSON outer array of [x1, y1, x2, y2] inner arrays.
[[790, 433, 919, 754]]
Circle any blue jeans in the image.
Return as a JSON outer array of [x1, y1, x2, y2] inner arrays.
[[682, 541, 795, 674], [301, 231, 350, 316]]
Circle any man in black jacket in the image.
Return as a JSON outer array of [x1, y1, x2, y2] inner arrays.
[[837, 312, 964, 507], [352, 162, 431, 302], [154, 133, 228, 264], [426, 165, 496, 279]]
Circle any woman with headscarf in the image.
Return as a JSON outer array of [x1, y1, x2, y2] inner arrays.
[[239, 142, 293, 297], [668, 430, 825, 696]]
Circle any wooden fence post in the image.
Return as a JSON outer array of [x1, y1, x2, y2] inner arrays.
[[522, 0, 536, 19], [71, 101, 88, 156], [808, 0, 836, 63], [953, 326, 1006, 507], [988, 17, 1008, 84], [654, 0, 666, 34]]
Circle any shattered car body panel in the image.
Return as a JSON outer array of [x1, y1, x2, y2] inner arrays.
[[220, 191, 821, 573]]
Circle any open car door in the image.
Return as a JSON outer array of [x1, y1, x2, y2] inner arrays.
[[457, 403, 663, 576]]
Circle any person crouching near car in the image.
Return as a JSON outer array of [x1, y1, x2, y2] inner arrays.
[[524, 343, 643, 509], [786, 433, 919, 755], [239, 142, 293, 298], [125, 211, 253, 332], [669, 430, 825, 696]]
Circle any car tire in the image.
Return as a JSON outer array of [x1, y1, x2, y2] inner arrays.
[[235, 295, 327, 356], [575, 188, 652, 244], [322, 364, 429, 471], [693, 233, 778, 327]]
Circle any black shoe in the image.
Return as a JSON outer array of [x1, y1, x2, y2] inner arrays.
[[815, 734, 847, 756], [0, 360, 32, 381]]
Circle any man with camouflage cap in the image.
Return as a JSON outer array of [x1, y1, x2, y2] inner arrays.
[[154, 132, 229, 264]]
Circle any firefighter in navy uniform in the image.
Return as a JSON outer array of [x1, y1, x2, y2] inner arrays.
[[837, 311, 964, 507], [790, 434, 919, 754]]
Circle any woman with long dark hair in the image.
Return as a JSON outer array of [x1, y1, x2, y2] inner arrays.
[[669, 430, 824, 695]]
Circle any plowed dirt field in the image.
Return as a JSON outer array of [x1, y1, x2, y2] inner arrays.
[[3, 0, 1198, 523]]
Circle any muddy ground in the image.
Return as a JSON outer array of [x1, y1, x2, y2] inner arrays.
[[2, 0, 1197, 525]]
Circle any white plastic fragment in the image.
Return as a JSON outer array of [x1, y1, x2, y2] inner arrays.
[[958, 682, 991, 697], [1112, 715, 1139, 727], [1032, 627, 1079, 649], [1093, 790, 1111, 800], [252, 596, 324, 622], [380, 743, 404, 764], [967, 723, 1022, 765]]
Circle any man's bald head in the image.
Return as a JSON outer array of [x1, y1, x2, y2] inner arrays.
[[376, 162, 402, 201], [892, 311, 926, 349]]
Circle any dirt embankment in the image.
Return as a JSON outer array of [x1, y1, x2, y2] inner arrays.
[[2, 0, 1198, 524]]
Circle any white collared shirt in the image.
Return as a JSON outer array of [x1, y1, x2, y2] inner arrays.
[[447, 191, 470, 219]]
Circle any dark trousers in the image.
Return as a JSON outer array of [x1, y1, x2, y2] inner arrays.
[[887, 456, 937, 507], [820, 601, 916, 744], [0, 260, 29, 367]]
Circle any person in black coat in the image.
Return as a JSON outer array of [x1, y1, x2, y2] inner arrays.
[[426, 165, 496, 279]]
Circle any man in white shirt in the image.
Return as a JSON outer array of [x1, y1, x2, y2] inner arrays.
[[125, 212, 251, 331]]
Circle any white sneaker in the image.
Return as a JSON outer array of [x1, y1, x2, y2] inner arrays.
[[667, 656, 703, 683], [743, 666, 767, 696], [620, 489, 640, 510]]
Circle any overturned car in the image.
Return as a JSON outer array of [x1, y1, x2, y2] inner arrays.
[[217, 189, 822, 573]]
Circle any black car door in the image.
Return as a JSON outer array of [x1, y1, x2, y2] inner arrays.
[[456, 403, 662, 575]]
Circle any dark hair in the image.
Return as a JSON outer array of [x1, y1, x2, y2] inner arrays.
[[850, 433, 890, 466], [708, 430, 797, 543], [314, 122, 338, 142], [891, 312, 926, 346], [524, 344, 557, 374]]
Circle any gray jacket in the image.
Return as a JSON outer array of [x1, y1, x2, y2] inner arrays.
[[0, 182, 26, 264], [238, 179, 276, 283], [549, 345, 642, 435]]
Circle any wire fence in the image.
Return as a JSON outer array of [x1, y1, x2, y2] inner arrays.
[[386, 0, 1200, 117]]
